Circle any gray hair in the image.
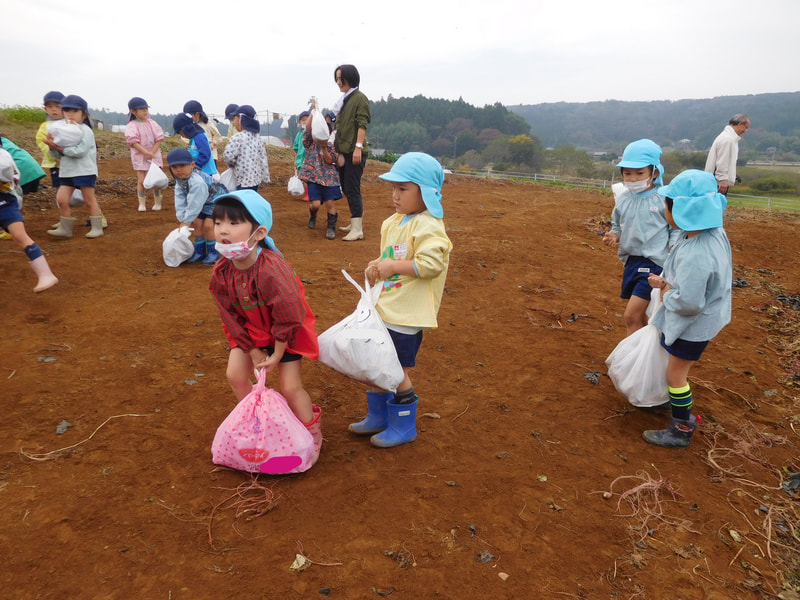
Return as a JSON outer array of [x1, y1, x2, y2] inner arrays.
[[729, 114, 750, 126]]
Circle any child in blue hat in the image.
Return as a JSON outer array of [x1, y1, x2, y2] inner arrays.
[[349, 152, 453, 448], [173, 113, 217, 177], [208, 190, 322, 462], [166, 148, 227, 264], [126, 97, 165, 211], [603, 139, 681, 336], [643, 169, 732, 448]]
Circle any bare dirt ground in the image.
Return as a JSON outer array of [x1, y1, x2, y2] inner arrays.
[[1, 146, 799, 599]]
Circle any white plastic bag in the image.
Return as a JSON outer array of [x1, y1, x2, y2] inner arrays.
[[143, 162, 169, 190], [48, 120, 83, 148], [69, 189, 85, 207], [310, 108, 329, 142], [219, 169, 236, 192], [162, 226, 194, 267], [287, 173, 304, 196], [318, 270, 405, 392], [605, 288, 669, 407]]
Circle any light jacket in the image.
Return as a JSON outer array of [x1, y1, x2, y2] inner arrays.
[[704, 125, 741, 186]]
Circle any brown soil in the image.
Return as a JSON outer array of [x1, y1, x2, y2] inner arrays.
[[2, 151, 799, 599]]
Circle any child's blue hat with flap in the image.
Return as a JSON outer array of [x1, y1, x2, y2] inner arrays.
[[172, 113, 202, 138], [61, 95, 88, 111], [658, 169, 726, 231], [237, 105, 260, 133], [167, 148, 193, 165], [43, 91, 64, 104], [617, 139, 665, 185], [182, 100, 207, 120], [215, 190, 281, 254], [379, 152, 445, 218]]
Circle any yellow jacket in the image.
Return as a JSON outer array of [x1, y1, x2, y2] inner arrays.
[[36, 121, 59, 169]]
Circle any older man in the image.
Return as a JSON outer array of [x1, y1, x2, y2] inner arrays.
[[704, 114, 750, 194]]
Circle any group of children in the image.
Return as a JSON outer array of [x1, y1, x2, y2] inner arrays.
[[604, 139, 732, 449], [4, 89, 733, 457]]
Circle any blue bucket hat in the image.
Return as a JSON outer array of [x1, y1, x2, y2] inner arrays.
[[128, 97, 149, 110], [617, 139, 665, 185], [172, 113, 202, 138], [237, 105, 260, 133], [182, 100, 207, 120], [224, 103, 240, 120], [215, 190, 280, 254], [298, 110, 310, 120], [61, 94, 88, 111], [379, 152, 445, 217], [43, 90, 64, 104], [658, 169, 726, 231], [166, 148, 193, 166]]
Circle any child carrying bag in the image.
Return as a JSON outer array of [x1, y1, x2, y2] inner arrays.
[[605, 287, 669, 407], [219, 168, 236, 192], [318, 270, 405, 393], [162, 226, 194, 267], [143, 162, 169, 189], [211, 369, 317, 474]]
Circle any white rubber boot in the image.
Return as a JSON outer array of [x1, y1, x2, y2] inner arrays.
[[153, 193, 162, 211], [85, 215, 104, 239], [342, 217, 363, 241], [30, 256, 59, 293], [339, 211, 364, 233], [47, 216, 77, 238]]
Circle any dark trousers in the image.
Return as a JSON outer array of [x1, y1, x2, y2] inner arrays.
[[338, 153, 366, 218]]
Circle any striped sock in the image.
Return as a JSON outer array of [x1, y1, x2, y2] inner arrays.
[[669, 384, 693, 420]]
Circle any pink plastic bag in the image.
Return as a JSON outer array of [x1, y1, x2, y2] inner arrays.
[[211, 369, 318, 474]]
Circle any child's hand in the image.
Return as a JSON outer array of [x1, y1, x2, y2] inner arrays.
[[648, 274, 666, 289], [366, 263, 380, 286], [602, 232, 619, 247], [256, 353, 281, 374]]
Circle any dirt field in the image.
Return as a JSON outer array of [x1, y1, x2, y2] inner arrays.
[[1, 148, 799, 599]]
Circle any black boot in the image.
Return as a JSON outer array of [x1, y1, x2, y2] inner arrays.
[[326, 213, 338, 240], [642, 415, 701, 448], [308, 208, 318, 229]]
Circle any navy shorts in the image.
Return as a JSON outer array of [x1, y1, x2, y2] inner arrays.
[[0, 199, 23, 231], [660, 333, 709, 361], [50, 168, 62, 188], [387, 329, 423, 368], [621, 256, 662, 300], [259, 346, 302, 363], [307, 182, 342, 202], [59, 174, 97, 188]]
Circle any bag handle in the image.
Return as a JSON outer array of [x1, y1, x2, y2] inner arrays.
[[252, 368, 267, 392], [340, 269, 381, 308]]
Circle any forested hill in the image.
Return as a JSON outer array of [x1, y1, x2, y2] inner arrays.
[[509, 92, 800, 150]]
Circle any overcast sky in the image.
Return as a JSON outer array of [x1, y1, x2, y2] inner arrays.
[[3, 0, 799, 121]]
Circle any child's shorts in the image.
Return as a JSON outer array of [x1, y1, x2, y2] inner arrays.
[[660, 334, 709, 361], [307, 182, 342, 202], [59, 174, 97, 188], [387, 329, 423, 368], [200, 200, 215, 218], [50, 167, 62, 188], [621, 256, 662, 300], [0, 199, 23, 231], [258, 346, 302, 363]]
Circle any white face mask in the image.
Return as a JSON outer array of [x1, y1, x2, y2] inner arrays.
[[215, 231, 258, 260], [624, 178, 652, 194]]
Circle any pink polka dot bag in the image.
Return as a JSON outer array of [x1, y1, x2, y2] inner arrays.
[[211, 369, 318, 474]]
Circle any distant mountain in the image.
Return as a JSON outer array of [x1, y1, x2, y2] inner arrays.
[[508, 92, 800, 152]]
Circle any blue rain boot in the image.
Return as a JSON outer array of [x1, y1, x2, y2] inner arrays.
[[370, 398, 417, 448], [348, 391, 392, 435], [187, 239, 206, 263], [203, 242, 220, 265]]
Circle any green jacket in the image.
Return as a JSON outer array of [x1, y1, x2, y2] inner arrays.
[[334, 90, 370, 155], [0, 137, 46, 186]]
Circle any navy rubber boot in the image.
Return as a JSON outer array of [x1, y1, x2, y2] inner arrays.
[[642, 415, 701, 448], [370, 398, 417, 448], [348, 391, 392, 435], [187, 240, 207, 263]]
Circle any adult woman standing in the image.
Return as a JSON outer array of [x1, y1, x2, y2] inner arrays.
[[333, 64, 370, 241]]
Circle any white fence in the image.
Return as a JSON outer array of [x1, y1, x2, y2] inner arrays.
[[449, 169, 800, 211]]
